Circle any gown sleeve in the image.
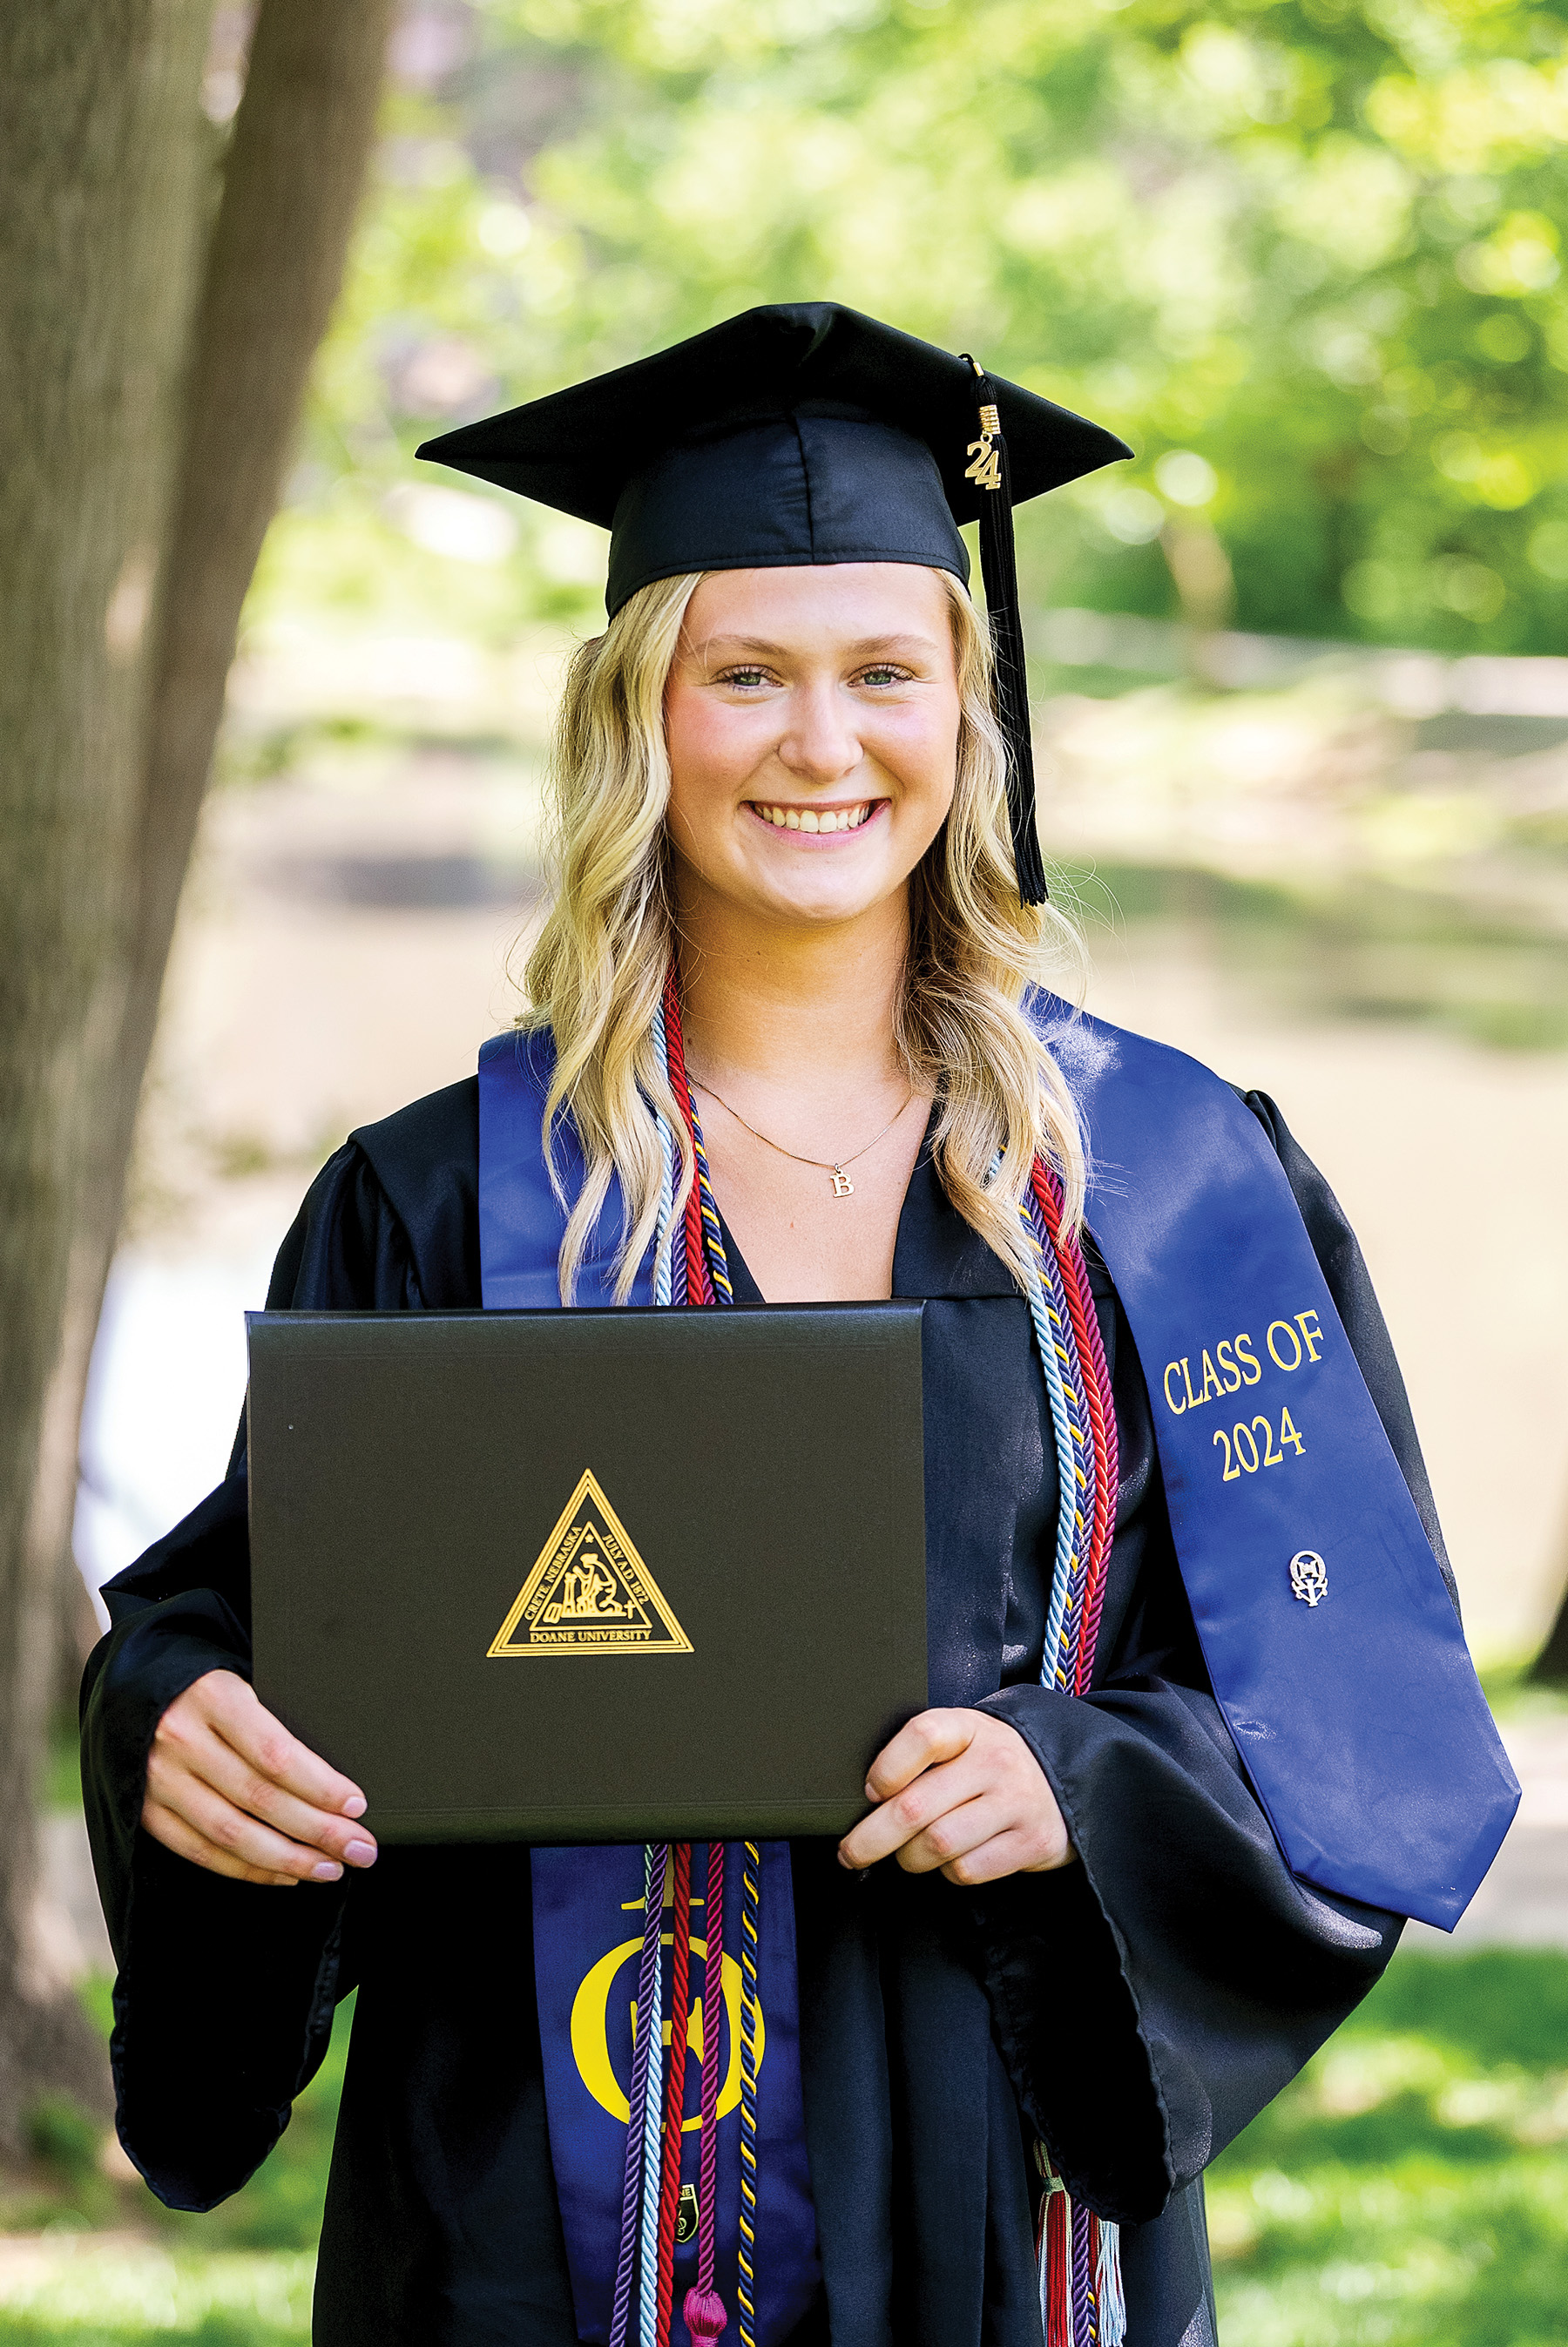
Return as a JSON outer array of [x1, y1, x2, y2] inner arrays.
[[78, 1137, 443, 2208], [971, 1092, 1434, 2228]]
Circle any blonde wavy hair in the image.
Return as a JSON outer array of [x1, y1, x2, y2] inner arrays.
[[522, 567, 1087, 1304]]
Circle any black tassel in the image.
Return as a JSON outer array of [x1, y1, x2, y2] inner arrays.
[[961, 359, 1050, 906]]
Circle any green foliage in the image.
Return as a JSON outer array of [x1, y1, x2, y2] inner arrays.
[[281, 0, 1568, 651], [42, 1711, 83, 1816], [25, 2099, 102, 2190]]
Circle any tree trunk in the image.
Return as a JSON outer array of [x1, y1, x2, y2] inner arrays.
[[0, 0, 391, 2148], [1530, 1505, 1568, 1681], [0, 0, 218, 2149]]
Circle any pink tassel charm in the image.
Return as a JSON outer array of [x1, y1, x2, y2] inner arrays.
[[683, 2284, 727, 2344]]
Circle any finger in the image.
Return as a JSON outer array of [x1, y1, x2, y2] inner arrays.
[[895, 1791, 1015, 1877], [934, 1814, 1077, 1884], [142, 1796, 302, 1888], [194, 1675, 369, 1819], [147, 1773, 350, 1884], [938, 1829, 1051, 1888], [161, 1727, 377, 1866], [838, 1749, 993, 1870], [864, 1709, 978, 1803]]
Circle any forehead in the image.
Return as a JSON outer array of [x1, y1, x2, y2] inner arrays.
[[681, 562, 955, 648]]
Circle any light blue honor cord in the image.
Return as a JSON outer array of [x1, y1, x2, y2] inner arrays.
[[640, 1013, 676, 2343], [651, 1003, 676, 1309], [990, 1154, 1078, 1687]]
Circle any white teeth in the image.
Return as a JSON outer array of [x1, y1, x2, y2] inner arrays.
[[756, 801, 875, 831]]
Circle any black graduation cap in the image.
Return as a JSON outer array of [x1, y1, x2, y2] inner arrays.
[[418, 303, 1130, 904]]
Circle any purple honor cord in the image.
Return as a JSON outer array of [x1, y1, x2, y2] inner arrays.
[[684, 1840, 728, 2342]]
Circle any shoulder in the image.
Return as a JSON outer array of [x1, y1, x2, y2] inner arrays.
[[346, 1077, 480, 1299], [269, 1076, 481, 1314], [348, 1073, 479, 1207], [1024, 990, 1288, 1163]]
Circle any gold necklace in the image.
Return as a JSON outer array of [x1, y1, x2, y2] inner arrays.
[[689, 1077, 915, 1200]]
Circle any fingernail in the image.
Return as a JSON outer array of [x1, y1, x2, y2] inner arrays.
[[311, 1860, 344, 1883], [341, 1795, 367, 1820], [343, 1839, 376, 1867]]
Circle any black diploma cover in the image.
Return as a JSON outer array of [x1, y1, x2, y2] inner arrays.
[[247, 1302, 927, 1843]]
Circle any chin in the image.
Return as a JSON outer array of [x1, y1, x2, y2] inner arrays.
[[750, 865, 899, 928]]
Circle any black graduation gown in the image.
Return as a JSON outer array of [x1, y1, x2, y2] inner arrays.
[[80, 1077, 1450, 2347]]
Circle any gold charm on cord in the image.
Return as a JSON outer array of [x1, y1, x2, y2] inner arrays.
[[964, 403, 1003, 492]]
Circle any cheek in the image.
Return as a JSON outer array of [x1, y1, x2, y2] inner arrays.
[[877, 695, 961, 816], [664, 682, 760, 842]]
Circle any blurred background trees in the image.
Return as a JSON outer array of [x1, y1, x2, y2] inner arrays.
[[274, 0, 1568, 653]]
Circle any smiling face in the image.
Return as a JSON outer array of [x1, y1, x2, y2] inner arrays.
[[662, 563, 963, 936]]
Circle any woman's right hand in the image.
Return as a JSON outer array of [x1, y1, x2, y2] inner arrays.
[[141, 1668, 379, 1887]]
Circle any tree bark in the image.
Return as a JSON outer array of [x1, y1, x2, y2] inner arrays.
[[0, 0, 218, 2149], [1530, 1508, 1568, 1681], [0, 0, 391, 2147]]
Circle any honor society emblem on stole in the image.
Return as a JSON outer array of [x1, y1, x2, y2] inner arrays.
[[488, 1468, 693, 1656]]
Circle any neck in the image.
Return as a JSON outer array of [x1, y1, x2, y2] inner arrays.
[[674, 883, 909, 1095]]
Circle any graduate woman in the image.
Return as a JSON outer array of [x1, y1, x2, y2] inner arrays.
[[82, 306, 1515, 2347]]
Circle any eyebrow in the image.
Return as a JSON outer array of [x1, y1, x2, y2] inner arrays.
[[693, 632, 943, 660]]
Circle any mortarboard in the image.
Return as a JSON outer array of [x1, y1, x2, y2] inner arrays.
[[418, 302, 1131, 904]]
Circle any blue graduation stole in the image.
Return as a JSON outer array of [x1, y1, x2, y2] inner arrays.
[[1035, 997, 1517, 1929], [478, 1029, 820, 2346]]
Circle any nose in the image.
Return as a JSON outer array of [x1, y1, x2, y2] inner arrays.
[[776, 679, 862, 787]]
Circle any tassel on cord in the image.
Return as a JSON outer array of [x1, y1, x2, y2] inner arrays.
[[959, 355, 1050, 907], [1040, 2168, 1072, 2347], [1033, 2143, 1124, 2347], [1098, 2213, 1127, 2347]]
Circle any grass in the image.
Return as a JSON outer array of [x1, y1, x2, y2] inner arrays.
[[1210, 1950, 1568, 2346], [3, 1955, 1566, 2339], [0, 1995, 351, 2343]]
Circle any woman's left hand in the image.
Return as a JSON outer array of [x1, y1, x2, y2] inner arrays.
[[837, 1708, 1075, 1884]]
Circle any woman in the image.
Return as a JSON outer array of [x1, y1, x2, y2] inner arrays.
[[82, 305, 1512, 2347]]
